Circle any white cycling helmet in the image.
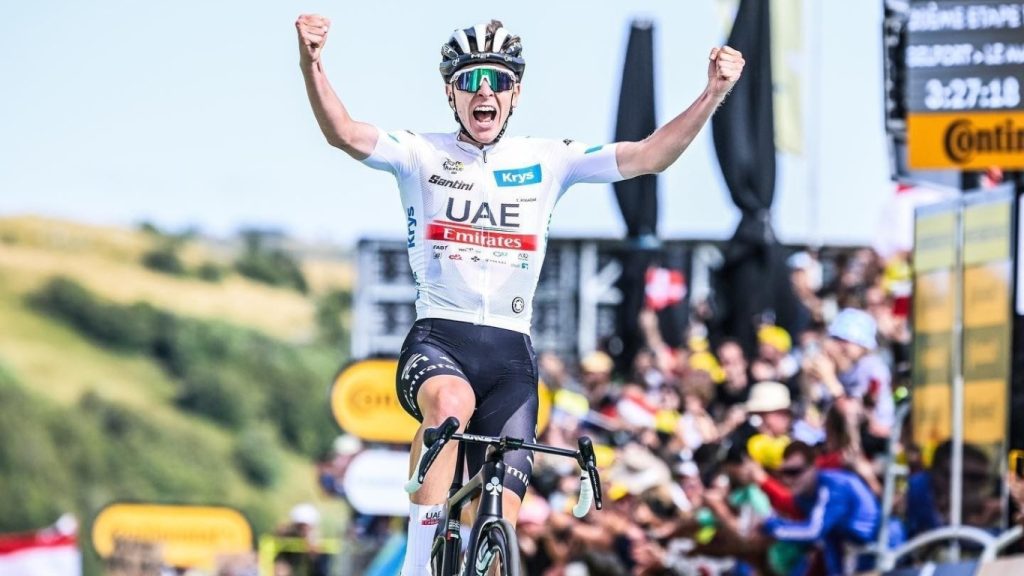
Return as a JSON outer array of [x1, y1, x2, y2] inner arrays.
[[439, 21, 526, 83]]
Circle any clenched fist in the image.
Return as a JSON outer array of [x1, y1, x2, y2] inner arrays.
[[707, 45, 745, 98], [296, 14, 331, 65]]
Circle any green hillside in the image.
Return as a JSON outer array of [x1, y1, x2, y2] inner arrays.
[[0, 217, 354, 572]]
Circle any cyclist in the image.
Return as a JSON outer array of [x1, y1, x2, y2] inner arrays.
[[295, 14, 744, 576]]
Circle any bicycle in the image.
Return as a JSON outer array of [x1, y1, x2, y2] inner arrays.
[[404, 416, 603, 576]]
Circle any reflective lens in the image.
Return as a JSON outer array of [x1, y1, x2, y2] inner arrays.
[[451, 67, 516, 92]]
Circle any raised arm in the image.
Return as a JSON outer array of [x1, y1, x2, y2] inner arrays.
[[615, 46, 745, 179], [296, 14, 379, 160]]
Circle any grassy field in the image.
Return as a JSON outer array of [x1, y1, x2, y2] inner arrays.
[[0, 216, 353, 342], [0, 216, 353, 555]]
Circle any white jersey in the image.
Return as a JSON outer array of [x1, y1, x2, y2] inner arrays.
[[362, 129, 624, 334]]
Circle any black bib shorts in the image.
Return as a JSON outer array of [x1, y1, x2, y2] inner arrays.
[[396, 318, 539, 499]]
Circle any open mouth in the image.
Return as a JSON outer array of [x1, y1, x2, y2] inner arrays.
[[472, 105, 497, 125]]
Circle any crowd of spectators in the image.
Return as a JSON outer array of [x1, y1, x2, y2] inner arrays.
[[498, 248, 916, 575], [313, 247, 1017, 576]]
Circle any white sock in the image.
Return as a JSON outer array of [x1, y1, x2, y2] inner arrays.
[[401, 502, 444, 576]]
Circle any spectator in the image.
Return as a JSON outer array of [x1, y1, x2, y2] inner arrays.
[[317, 434, 362, 498], [761, 441, 880, 576], [743, 381, 793, 471], [711, 339, 751, 415], [632, 346, 668, 391], [904, 440, 1002, 537], [675, 370, 720, 451], [788, 251, 824, 328], [817, 404, 882, 496], [1008, 461, 1024, 526], [580, 350, 618, 416], [804, 308, 895, 446], [274, 504, 329, 576], [751, 325, 799, 386]]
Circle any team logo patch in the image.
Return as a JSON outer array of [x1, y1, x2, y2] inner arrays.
[[443, 158, 465, 174], [493, 164, 542, 187], [512, 297, 525, 314]]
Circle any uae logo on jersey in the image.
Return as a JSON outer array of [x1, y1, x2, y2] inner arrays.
[[443, 158, 464, 174]]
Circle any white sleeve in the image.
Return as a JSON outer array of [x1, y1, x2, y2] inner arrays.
[[560, 141, 625, 188], [360, 127, 418, 179]]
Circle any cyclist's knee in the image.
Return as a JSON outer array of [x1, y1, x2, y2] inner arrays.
[[418, 376, 475, 425]]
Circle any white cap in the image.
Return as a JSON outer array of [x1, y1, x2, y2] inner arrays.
[[333, 434, 363, 456], [289, 503, 320, 526]]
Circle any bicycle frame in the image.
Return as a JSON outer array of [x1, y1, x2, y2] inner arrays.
[[410, 418, 601, 575], [433, 440, 509, 574]]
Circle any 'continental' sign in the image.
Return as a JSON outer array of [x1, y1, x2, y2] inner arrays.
[[909, 112, 1024, 169], [331, 359, 551, 443], [906, 1, 1024, 169], [92, 504, 252, 569], [331, 359, 419, 443]]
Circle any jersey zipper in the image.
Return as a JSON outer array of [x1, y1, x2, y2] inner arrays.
[[480, 150, 489, 324]]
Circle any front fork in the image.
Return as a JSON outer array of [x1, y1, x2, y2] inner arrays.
[[460, 457, 506, 575]]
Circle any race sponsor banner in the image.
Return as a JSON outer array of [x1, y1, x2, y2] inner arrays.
[[913, 207, 958, 457], [906, 1, 1024, 169], [332, 359, 551, 443], [91, 504, 251, 570], [331, 360, 419, 443]]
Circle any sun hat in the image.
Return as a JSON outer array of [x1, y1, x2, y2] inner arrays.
[[828, 308, 877, 350], [745, 381, 791, 413]]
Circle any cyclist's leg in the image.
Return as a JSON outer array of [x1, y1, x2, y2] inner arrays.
[[464, 342, 539, 526], [402, 375, 475, 576], [396, 323, 475, 576], [410, 374, 475, 503]]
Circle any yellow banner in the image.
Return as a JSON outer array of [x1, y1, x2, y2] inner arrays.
[[913, 270, 955, 333], [331, 360, 550, 443], [331, 360, 419, 443], [771, 0, 803, 154], [913, 383, 951, 451], [963, 201, 1012, 265], [914, 211, 957, 272], [908, 111, 1024, 170], [963, 379, 1007, 445], [92, 504, 252, 570], [963, 264, 1011, 328]]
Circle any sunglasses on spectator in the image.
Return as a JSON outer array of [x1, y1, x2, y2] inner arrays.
[[450, 66, 517, 93], [779, 465, 809, 478]]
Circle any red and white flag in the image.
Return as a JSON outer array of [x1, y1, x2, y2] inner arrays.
[[645, 267, 686, 311], [0, 518, 80, 576]]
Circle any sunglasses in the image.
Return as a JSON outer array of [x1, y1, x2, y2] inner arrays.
[[779, 465, 809, 478], [450, 66, 517, 93]]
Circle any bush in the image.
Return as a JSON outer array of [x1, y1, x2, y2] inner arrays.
[[138, 221, 161, 235], [142, 244, 186, 276], [196, 262, 225, 282], [234, 232, 308, 293], [175, 364, 255, 429], [29, 277, 166, 351], [315, 289, 351, 348], [233, 426, 282, 488]]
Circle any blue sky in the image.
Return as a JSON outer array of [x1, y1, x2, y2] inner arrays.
[[0, 1, 891, 247]]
